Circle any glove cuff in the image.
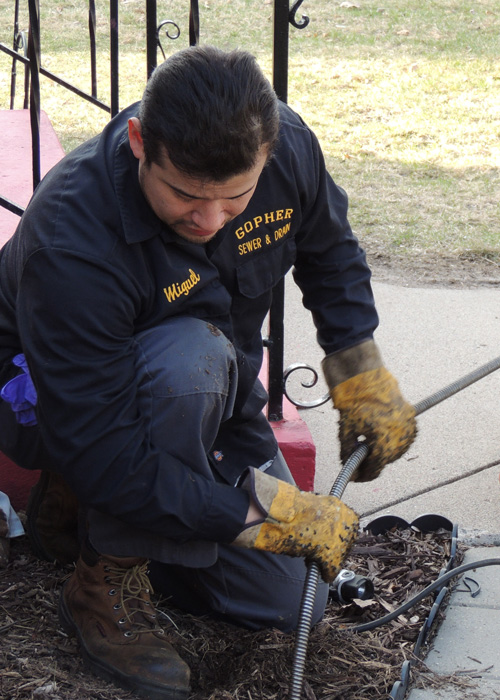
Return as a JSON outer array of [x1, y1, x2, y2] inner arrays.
[[322, 339, 383, 389], [237, 467, 280, 514], [233, 468, 299, 545]]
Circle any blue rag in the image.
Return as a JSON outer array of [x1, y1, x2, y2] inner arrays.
[[0, 354, 38, 426]]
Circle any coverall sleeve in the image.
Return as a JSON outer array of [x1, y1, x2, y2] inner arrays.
[[291, 126, 379, 355]]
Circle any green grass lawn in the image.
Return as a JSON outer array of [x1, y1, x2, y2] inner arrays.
[[0, 0, 499, 264]]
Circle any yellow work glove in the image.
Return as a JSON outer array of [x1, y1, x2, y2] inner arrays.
[[232, 467, 359, 583], [322, 339, 417, 482]]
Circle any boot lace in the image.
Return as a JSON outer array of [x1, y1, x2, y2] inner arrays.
[[104, 560, 165, 637]]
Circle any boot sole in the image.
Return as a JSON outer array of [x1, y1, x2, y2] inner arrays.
[[58, 588, 190, 700]]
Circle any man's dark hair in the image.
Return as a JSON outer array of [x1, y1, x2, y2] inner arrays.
[[138, 45, 280, 180]]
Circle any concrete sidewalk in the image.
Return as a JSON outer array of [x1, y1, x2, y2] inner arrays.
[[283, 275, 500, 699], [406, 546, 500, 700], [285, 277, 500, 535]]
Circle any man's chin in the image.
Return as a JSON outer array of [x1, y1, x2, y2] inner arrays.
[[174, 226, 219, 245]]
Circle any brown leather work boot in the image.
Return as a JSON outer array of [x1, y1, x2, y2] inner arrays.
[[26, 470, 80, 563], [58, 543, 190, 700]]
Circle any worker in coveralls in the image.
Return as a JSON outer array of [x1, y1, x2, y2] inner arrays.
[[0, 46, 416, 699]]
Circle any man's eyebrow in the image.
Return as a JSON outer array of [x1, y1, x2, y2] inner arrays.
[[166, 181, 256, 200]]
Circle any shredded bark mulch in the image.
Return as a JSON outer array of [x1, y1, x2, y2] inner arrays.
[[1, 522, 474, 700]]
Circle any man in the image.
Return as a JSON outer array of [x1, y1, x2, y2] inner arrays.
[[0, 46, 416, 699]]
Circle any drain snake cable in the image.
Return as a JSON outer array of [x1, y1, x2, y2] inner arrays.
[[350, 557, 500, 632]]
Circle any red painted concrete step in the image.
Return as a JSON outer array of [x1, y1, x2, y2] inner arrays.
[[0, 109, 65, 246], [259, 353, 316, 493]]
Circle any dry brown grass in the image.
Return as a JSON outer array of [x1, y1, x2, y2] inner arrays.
[[0, 0, 499, 269]]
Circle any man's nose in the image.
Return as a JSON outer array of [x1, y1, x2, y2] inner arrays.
[[191, 201, 226, 232]]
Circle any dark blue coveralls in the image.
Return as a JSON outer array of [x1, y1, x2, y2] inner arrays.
[[0, 101, 378, 631]]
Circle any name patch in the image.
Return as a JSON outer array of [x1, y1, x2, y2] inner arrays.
[[163, 268, 201, 302]]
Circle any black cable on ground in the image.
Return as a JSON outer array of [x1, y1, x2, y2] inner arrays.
[[350, 558, 500, 633]]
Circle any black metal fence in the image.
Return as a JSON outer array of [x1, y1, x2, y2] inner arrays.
[[0, 0, 313, 420]]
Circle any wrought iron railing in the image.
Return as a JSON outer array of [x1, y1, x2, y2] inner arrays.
[[0, 0, 318, 421]]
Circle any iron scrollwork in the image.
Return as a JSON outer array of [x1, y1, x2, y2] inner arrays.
[[157, 20, 181, 59], [289, 0, 309, 29], [283, 362, 331, 409]]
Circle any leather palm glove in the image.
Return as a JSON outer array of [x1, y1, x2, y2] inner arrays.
[[322, 339, 417, 482], [232, 467, 359, 583]]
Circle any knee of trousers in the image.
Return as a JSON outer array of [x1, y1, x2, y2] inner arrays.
[[133, 317, 238, 405]]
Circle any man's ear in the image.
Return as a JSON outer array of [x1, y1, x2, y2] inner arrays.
[[128, 117, 145, 160]]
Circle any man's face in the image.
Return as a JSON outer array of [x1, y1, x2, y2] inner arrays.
[[128, 118, 268, 245]]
